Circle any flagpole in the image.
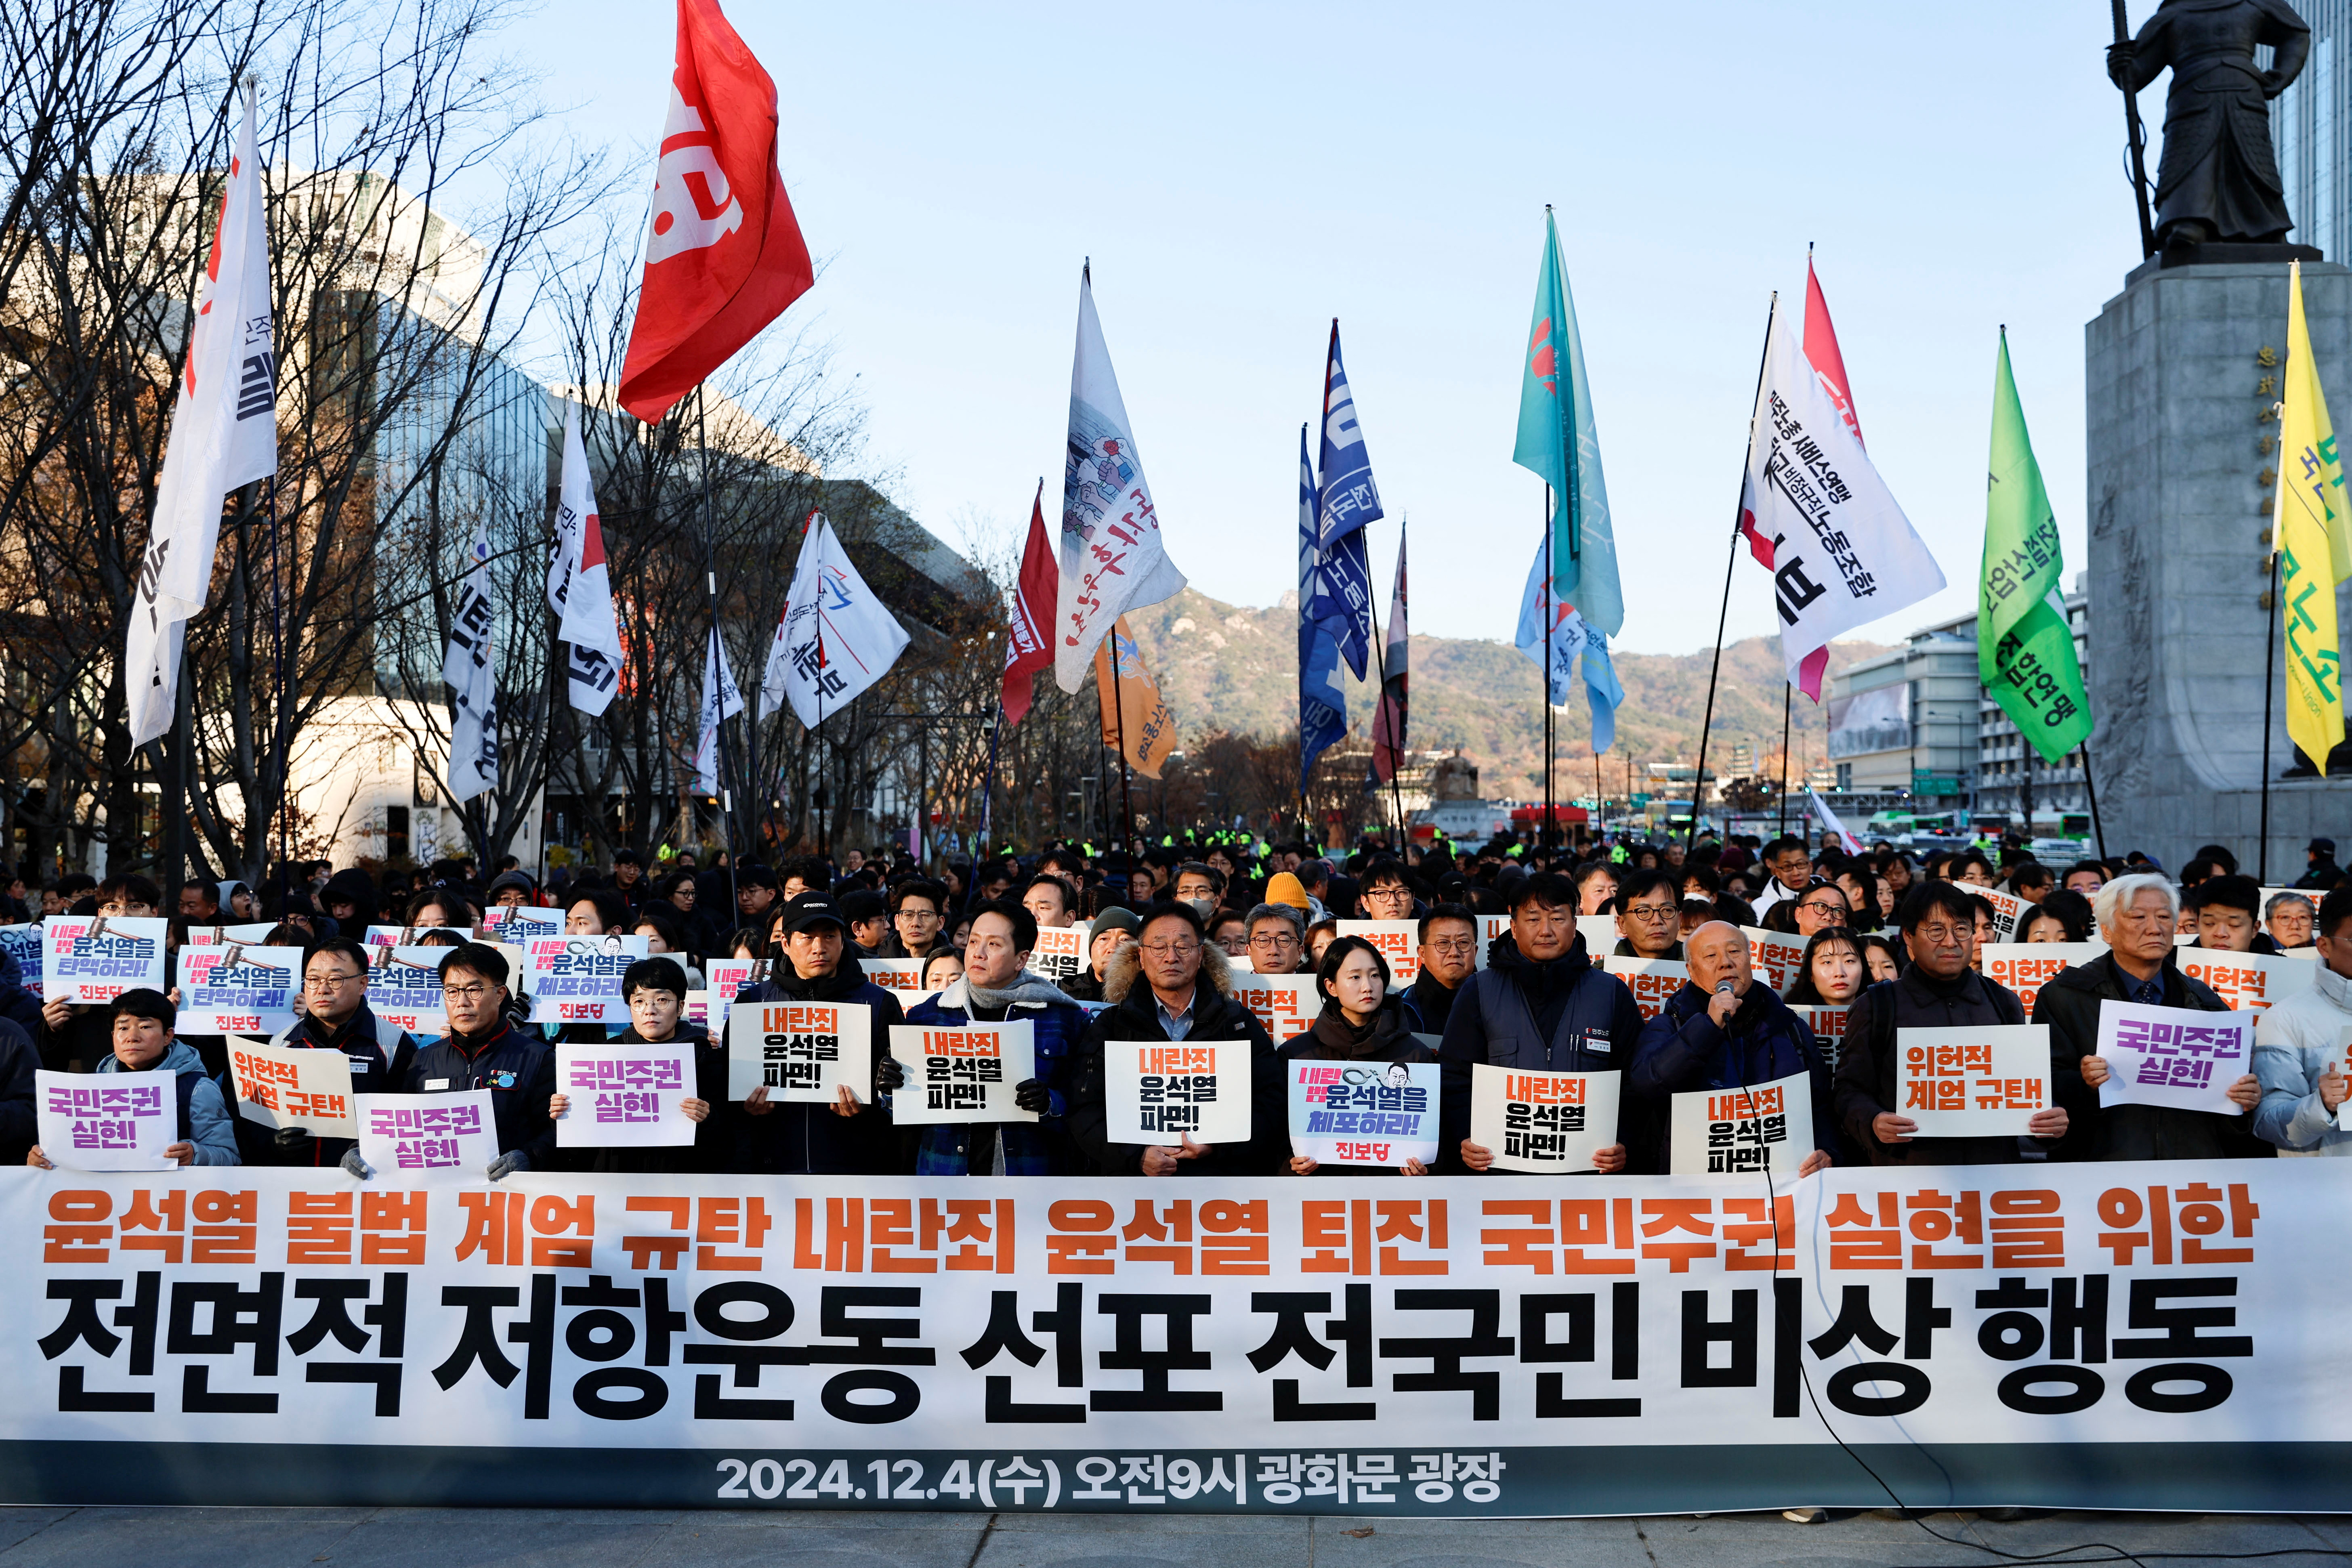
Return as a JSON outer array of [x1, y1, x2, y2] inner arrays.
[[1542, 483, 1554, 861], [1366, 527, 1409, 848], [265, 472, 292, 911], [2260, 546, 2281, 882], [1776, 682, 1792, 839], [2079, 743, 2109, 863], [1115, 655, 1135, 864], [695, 386, 739, 920], [1688, 293, 1779, 857]]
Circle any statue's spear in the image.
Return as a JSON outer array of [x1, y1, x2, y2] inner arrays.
[[2112, 0, 2159, 258]]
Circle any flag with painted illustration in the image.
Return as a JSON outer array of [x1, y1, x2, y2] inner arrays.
[[1095, 616, 1178, 780], [1054, 264, 1186, 691], [1298, 425, 1350, 792], [1514, 538, 1624, 754], [127, 84, 277, 745], [1980, 330, 2091, 762], [1739, 304, 1945, 701], [696, 623, 745, 794], [548, 403, 625, 715], [2277, 260, 2346, 775], [1512, 208, 1621, 637], [1370, 526, 1409, 783], [443, 520, 500, 802], [764, 510, 910, 729]]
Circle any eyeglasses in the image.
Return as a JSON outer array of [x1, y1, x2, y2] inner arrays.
[[1623, 903, 1679, 923], [1140, 940, 1200, 957], [441, 983, 492, 1001], [1425, 939, 1477, 956], [1797, 899, 1847, 916], [1249, 933, 1297, 949], [1912, 924, 1971, 945], [304, 972, 364, 989], [897, 909, 942, 922]]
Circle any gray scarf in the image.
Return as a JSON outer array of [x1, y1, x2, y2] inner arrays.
[[956, 972, 1071, 1015]]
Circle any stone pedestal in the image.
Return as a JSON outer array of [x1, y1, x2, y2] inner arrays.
[[2085, 258, 2352, 875]]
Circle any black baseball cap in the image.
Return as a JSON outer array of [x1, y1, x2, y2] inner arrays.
[[777, 891, 847, 936]]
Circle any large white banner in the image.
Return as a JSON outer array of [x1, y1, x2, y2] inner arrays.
[[0, 1162, 2336, 1514]]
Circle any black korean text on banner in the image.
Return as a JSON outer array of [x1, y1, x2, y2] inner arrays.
[[726, 1001, 872, 1104], [1103, 1041, 1251, 1144], [1896, 1025, 2048, 1135], [888, 1023, 1038, 1124], [1468, 1064, 1619, 1172], [1024, 924, 1090, 984], [1668, 1071, 1813, 1176]]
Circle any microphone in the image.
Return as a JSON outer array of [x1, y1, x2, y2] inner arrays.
[[1714, 979, 1737, 997]]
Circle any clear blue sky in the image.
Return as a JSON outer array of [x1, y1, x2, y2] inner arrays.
[[524, 0, 2144, 656]]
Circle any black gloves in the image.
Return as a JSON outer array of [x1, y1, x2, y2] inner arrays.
[[273, 1124, 315, 1158], [876, 1055, 906, 1093], [1013, 1078, 1053, 1115]]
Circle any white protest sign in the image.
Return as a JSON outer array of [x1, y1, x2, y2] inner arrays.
[[888, 1022, 1037, 1125], [1669, 1069, 1815, 1176], [229, 1037, 357, 1136], [527, 933, 652, 1025], [1287, 1058, 1439, 1167], [1896, 1024, 2048, 1136], [1230, 972, 1322, 1044], [1337, 920, 1421, 987], [1604, 956, 1690, 1022], [1791, 1005, 1852, 1073], [1469, 1064, 1619, 1173], [174, 944, 301, 1036], [1103, 1039, 1252, 1144], [1981, 943, 2105, 1020], [182, 921, 282, 947], [41, 915, 167, 1004], [1740, 927, 1809, 993], [1473, 913, 1512, 969], [355, 1091, 498, 1181], [0, 921, 40, 997], [365, 946, 451, 1035], [1575, 915, 1619, 953], [2094, 1000, 2253, 1116], [725, 999, 872, 1104], [862, 957, 924, 992], [36, 1068, 177, 1170], [1976, 886, 2026, 941], [554, 1042, 695, 1147], [685, 958, 760, 1038], [1024, 923, 1090, 984], [480, 906, 564, 942], [2178, 949, 2316, 1016]]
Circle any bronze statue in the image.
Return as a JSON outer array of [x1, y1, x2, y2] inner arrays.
[[2108, 0, 2310, 250]]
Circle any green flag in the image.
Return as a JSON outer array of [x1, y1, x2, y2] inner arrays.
[[1980, 330, 2092, 762]]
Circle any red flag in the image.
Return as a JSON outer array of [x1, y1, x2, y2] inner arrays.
[[1802, 252, 1863, 450], [1000, 483, 1057, 726], [617, 0, 813, 424]]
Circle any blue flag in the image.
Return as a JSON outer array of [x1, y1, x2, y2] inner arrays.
[[1315, 323, 1380, 677], [1298, 426, 1349, 791], [1511, 210, 1623, 637], [1514, 538, 1624, 754]]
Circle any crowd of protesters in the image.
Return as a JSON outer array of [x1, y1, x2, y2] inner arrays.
[[1, 821, 2345, 1178]]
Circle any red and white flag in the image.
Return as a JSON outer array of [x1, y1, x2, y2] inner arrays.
[[1000, 483, 1056, 727], [617, 0, 813, 424], [550, 404, 624, 714], [127, 86, 277, 744]]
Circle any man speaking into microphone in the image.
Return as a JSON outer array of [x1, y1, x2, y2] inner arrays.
[[1629, 921, 1838, 1174]]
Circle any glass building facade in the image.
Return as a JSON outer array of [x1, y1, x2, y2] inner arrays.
[[2273, 0, 2350, 260]]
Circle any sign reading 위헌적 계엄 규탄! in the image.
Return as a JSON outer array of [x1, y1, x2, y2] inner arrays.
[[725, 1000, 872, 1104], [1981, 943, 2108, 1019], [228, 1035, 357, 1137], [1230, 973, 1319, 1043], [1335, 921, 1421, 987], [1895, 1025, 2048, 1135]]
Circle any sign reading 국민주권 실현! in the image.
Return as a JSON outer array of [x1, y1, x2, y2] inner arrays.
[[355, 1090, 498, 1182], [2093, 1001, 2253, 1117], [555, 1043, 697, 1148], [34, 1068, 176, 1171], [0, 1162, 2327, 1514]]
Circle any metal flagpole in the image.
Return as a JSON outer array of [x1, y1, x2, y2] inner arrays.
[[1542, 483, 1554, 861], [264, 473, 292, 911], [2079, 743, 2109, 862], [695, 386, 739, 921], [2260, 546, 2281, 882], [1688, 293, 1779, 857], [1114, 654, 1135, 864], [1776, 682, 1792, 838]]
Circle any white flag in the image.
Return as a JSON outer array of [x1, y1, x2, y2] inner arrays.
[[1740, 307, 1944, 700], [696, 624, 746, 795], [764, 510, 910, 729], [550, 405, 625, 714], [1052, 266, 1186, 692], [1805, 786, 1862, 854], [443, 521, 499, 802], [126, 85, 278, 744]]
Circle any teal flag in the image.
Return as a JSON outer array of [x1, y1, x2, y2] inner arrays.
[[1512, 208, 1622, 636]]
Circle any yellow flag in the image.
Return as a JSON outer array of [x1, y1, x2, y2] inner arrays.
[[1093, 615, 1178, 779], [2277, 260, 2346, 774]]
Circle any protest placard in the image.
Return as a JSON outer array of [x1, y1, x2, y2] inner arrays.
[[1976, 886, 2026, 940], [1024, 923, 1089, 984], [1230, 972, 1321, 1043], [0, 922, 42, 998], [365, 946, 451, 1035], [724, 999, 872, 1104], [1604, 956, 1690, 1022], [1287, 1059, 1439, 1168], [1896, 1024, 2048, 1136], [2178, 949, 2316, 1015], [1474, 913, 1512, 968], [1468, 1064, 1618, 1172], [1741, 927, 1810, 993], [480, 906, 564, 942], [1981, 942, 2106, 1019], [685, 958, 760, 1037], [2093, 1000, 2253, 1115], [1791, 1005, 1852, 1072], [41, 915, 166, 1004], [526, 933, 651, 1025], [1669, 1070, 1814, 1176], [181, 921, 281, 947], [173, 944, 300, 1036], [554, 1042, 696, 1147], [862, 957, 925, 992], [1336, 921, 1421, 987], [228, 1036, 357, 1136], [355, 1091, 498, 1180], [1576, 915, 1619, 952], [35, 1068, 176, 1170], [888, 1022, 1037, 1125], [363, 924, 469, 950], [1103, 1040, 1252, 1144]]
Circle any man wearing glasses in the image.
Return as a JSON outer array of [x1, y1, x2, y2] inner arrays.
[[1832, 881, 2068, 1166], [883, 879, 953, 963], [243, 936, 415, 1169], [1611, 869, 1686, 961], [1069, 900, 1282, 1176], [402, 942, 554, 1180], [1403, 903, 1479, 1034], [1355, 859, 1419, 921], [1751, 836, 1816, 919], [1244, 904, 1309, 976]]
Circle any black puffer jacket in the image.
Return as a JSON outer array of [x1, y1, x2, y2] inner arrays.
[[1067, 942, 1284, 1176]]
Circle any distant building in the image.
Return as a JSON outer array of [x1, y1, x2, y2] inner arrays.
[[2274, 4, 2350, 262], [1823, 612, 1982, 815]]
